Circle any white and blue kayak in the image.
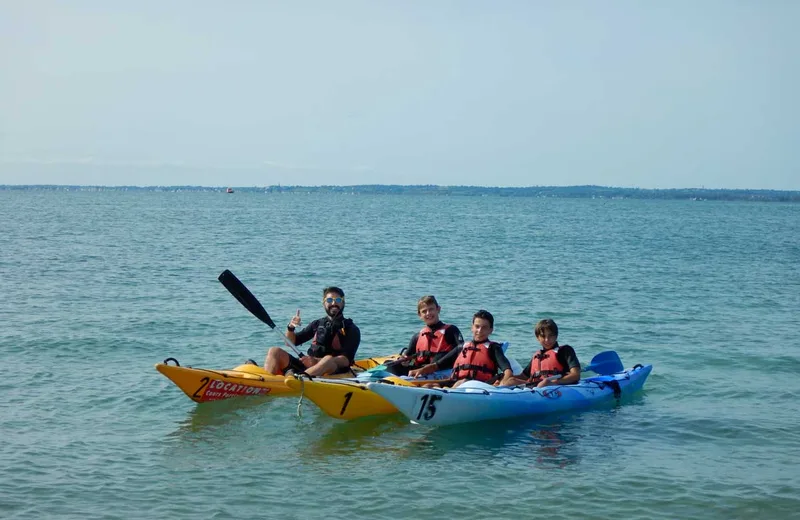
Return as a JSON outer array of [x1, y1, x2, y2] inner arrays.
[[367, 363, 652, 426]]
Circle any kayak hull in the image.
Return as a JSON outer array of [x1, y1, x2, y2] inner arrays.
[[367, 364, 652, 426], [284, 371, 452, 420], [156, 355, 398, 403], [287, 378, 398, 419]]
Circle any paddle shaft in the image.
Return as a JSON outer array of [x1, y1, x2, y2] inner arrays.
[[270, 327, 305, 358]]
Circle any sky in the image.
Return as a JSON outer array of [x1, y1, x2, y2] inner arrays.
[[1, 1, 798, 189]]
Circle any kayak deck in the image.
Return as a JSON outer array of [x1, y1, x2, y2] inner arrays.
[[156, 355, 398, 403]]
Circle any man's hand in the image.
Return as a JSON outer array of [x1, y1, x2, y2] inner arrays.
[[409, 363, 437, 378], [301, 356, 318, 369], [288, 309, 302, 330], [392, 355, 411, 366], [536, 376, 559, 388]]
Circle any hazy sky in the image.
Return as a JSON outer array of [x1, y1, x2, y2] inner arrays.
[[1, 1, 798, 188]]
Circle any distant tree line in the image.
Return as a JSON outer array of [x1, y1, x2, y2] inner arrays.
[[3, 184, 799, 202]]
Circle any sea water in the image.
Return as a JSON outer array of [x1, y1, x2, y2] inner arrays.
[[1, 189, 798, 519]]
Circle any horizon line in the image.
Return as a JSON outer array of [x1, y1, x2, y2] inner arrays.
[[2, 183, 800, 193]]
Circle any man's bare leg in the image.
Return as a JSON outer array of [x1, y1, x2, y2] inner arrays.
[[264, 347, 290, 375]]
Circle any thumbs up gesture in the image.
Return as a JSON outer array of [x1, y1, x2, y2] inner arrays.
[[288, 309, 302, 330]]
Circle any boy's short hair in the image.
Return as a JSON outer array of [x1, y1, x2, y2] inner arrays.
[[417, 295, 439, 313], [473, 309, 494, 328], [535, 318, 558, 338], [322, 286, 345, 298]]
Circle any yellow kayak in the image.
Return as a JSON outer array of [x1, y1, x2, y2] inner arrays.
[[156, 355, 398, 403], [285, 375, 449, 420]]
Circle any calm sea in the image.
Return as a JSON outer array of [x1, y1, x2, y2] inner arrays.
[[1, 189, 798, 519]]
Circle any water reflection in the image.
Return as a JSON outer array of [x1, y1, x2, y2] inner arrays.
[[168, 395, 276, 438], [298, 413, 412, 459], [527, 423, 576, 468], [300, 412, 589, 469], [164, 394, 641, 471], [403, 415, 583, 468]]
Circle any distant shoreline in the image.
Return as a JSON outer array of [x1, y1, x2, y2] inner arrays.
[[2, 184, 799, 202]]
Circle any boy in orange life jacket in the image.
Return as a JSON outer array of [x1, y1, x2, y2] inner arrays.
[[505, 319, 581, 388], [411, 309, 515, 387], [386, 295, 464, 377]]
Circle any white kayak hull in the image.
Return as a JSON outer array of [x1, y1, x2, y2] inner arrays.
[[367, 364, 652, 426]]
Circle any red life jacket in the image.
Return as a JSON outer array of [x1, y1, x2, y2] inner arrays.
[[529, 347, 565, 384], [312, 334, 343, 354], [452, 341, 497, 382], [414, 324, 454, 365], [311, 320, 346, 355]]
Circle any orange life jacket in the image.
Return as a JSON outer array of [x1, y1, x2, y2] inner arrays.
[[529, 347, 565, 384], [414, 324, 454, 365], [452, 341, 497, 382], [311, 319, 346, 355]]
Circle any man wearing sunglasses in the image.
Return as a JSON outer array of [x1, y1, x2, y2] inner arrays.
[[264, 286, 361, 377]]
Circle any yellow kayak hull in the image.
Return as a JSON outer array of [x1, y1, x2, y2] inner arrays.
[[285, 376, 448, 420], [156, 355, 397, 403]]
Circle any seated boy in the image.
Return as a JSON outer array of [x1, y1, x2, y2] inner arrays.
[[411, 309, 516, 387], [504, 318, 581, 387]]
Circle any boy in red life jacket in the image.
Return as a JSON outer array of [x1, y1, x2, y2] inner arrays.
[[505, 319, 581, 387], [412, 309, 515, 387], [386, 295, 464, 377]]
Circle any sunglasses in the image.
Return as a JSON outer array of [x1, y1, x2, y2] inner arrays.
[[324, 297, 344, 304]]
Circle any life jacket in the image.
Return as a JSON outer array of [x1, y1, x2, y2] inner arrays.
[[452, 341, 497, 382], [311, 318, 350, 355], [413, 324, 454, 365], [528, 346, 566, 384]]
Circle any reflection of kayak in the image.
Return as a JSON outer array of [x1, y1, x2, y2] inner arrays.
[[156, 355, 398, 403], [367, 364, 653, 426], [284, 370, 452, 420]]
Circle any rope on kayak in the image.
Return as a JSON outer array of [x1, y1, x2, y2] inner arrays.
[[585, 379, 622, 398], [296, 377, 306, 417], [607, 380, 621, 398]]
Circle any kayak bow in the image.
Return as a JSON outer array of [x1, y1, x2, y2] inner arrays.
[[284, 369, 452, 420], [156, 355, 398, 403]]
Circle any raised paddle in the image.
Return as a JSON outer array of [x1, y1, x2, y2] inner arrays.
[[582, 350, 624, 376], [217, 269, 305, 358]]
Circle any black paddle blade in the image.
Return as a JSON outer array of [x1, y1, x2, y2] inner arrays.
[[218, 270, 277, 329]]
